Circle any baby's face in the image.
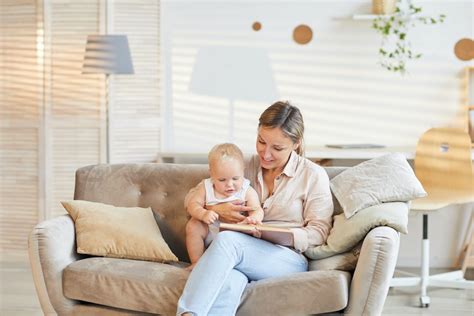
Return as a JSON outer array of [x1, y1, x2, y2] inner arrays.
[[210, 158, 245, 197]]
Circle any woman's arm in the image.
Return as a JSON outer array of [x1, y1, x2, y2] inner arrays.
[[184, 181, 252, 223], [290, 169, 334, 252], [240, 187, 264, 224], [206, 202, 252, 223]]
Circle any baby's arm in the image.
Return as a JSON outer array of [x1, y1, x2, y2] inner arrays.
[[242, 187, 264, 224], [186, 183, 219, 225]]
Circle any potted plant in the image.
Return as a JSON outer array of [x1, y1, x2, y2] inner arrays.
[[372, 0, 446, 74]]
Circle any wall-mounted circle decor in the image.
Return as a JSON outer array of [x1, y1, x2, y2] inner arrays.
[[252, 22, 262, 31], [293, 24, 312, 45], [454, 38, 474, 61]]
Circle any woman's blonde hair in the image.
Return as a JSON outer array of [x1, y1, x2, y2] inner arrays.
[[208, 143, 244, 167], [258, 101, 305, 156]]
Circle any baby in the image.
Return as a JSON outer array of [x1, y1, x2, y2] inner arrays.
[[185, 143, 264, 270]]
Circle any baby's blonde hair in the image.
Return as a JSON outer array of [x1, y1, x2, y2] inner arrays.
[[208, 143, 244, 167]]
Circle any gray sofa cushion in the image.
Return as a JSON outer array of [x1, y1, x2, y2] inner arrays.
[[238, 270, 351, 316], [64, 258, 189, 315], [64, 257, 351, 316]]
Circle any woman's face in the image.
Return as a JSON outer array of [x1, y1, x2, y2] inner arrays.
[[256, 126, 299, 171]]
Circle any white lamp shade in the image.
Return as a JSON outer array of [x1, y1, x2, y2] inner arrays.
[[82, 35, 134, 74], [189, 46, 278, 102]]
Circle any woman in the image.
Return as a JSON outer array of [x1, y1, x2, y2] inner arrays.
[[177, 101, 334, 316]]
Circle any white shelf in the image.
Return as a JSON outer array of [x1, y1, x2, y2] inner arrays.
[[352, 14, 393, 20], [333, 14, 417, 21]]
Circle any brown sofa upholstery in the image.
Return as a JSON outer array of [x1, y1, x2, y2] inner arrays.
[[29, 163, 401, 315]]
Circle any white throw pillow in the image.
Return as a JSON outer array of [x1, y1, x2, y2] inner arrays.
[[330, 153, 427, 219]]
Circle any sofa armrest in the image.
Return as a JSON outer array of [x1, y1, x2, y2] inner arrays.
[[28, 214, 82, 315], [344, 226, 400, 316]]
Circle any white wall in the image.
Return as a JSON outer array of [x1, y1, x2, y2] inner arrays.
[[162, 0, 473, 153], [161, 0, 474, 267]]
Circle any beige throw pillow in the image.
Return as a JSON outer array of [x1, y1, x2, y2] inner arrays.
[[330, 153, 426, 219], [61, 200, 178, 263]]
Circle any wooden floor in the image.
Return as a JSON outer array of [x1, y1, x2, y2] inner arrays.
[[1, 258, 42, 316], [384, 285, 474, 315], [1, 257, 473, 315]]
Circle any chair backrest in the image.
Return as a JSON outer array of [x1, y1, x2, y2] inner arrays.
[[414, 127, 474, 206]]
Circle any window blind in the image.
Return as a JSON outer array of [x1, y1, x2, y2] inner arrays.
[[0, 0, 41, 253]]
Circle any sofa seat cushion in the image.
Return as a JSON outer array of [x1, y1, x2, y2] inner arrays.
[[64, 257, 351, 316], [63, 257, 189, 315], [238, 270, 351, 315]]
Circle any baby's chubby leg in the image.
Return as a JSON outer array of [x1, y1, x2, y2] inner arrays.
[[185, 218, 209, 270]]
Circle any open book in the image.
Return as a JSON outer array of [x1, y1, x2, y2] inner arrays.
[[219, 223, 294, 247]]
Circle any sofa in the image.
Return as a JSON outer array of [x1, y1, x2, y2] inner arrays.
[[29, 163, 401, 316]]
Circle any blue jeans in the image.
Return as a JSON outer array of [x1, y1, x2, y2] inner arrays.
[[177, 231, 308, 316]]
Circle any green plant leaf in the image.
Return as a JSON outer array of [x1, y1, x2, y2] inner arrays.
[[371, 2, 445, 74]]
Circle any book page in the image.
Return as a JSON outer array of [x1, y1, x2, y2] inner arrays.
[[219, 223, 294, 247]]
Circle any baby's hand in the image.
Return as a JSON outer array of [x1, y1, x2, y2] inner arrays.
[[201, 211, 219, 225]]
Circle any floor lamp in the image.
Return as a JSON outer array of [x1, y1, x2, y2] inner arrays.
[[82, 35, 134, 163]]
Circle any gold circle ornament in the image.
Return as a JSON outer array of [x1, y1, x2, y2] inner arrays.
[[454, 38, 474, 61], [252, 22, 262, 31], [293, 24, 313, 45]]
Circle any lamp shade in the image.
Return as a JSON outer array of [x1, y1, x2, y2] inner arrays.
[[189, 46, 278, 102], [82, 35, 134, 74], [188, 46, 278, 142]]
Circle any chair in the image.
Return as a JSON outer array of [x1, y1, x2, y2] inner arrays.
[[390, 127, 474, 307]]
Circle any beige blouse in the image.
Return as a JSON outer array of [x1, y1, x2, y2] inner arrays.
[[244, 151, 334, 252]]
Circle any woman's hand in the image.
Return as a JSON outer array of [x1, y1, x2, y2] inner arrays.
[[251, 228, 262, 239], [207, 201, 254, 223], [238, 216, 262, 238], [238, 216, 262, 226]]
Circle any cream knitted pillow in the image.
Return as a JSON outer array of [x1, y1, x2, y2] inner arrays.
[[330, 153, 426, 219]]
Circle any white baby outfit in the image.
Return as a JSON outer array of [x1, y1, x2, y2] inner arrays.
[[203, 178, 251, 246]]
